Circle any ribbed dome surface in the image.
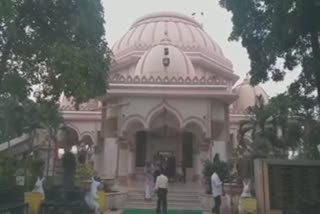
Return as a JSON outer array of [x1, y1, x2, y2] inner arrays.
[[135, 44, 195, 78], [232, 77, 269, 113], [112, 12, 228, 66]]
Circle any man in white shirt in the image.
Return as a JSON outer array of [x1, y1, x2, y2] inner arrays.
[[211, 171, 222, 214], [155, 170, 168, 214]]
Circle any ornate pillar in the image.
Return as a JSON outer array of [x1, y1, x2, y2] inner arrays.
[[117, 139, 129, 185], [99, 101, 119, 179], [211, 104, 229, 161], [198, 140, 210, 183], [192, 140, 200, 183], [128, 141, 136, 180]]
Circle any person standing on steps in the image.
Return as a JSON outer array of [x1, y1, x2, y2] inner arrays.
[[181, 160, 186, 183], [211, 170, 223, 214], [155, 170, 168, 214], [144, 162, 154, 200]]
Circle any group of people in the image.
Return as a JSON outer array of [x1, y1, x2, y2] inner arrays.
[[145, 162, 223, 214], [143, 154, 187, 214], [144, 154, 186, 199]]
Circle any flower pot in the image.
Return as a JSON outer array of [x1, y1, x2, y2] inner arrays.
[[199, 193, 213, 211], [239, 198, 257, 214], [105, 190, 127, 210], [24, 192, 43, 214], [223, 182, 243, 196], [97, 191, 105, 213]]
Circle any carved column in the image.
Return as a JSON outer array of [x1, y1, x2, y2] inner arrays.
[[99, 101, 119, 179], [211, 104, 229, 161], [197, 138, 211, 183], [192, 137, 200, 183], [117, 139, 129, 185], [128, 142, 136, 180]]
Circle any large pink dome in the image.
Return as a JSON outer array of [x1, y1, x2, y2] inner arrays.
[[112, 12, 232, 70]]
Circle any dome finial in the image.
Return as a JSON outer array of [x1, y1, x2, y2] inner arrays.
[[160, 29, 172, 45], [243, 73, 250, 83]]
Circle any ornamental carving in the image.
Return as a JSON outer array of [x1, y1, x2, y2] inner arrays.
[[110, 74, 227, 86]]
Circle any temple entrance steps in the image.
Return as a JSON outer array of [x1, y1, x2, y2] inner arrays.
[[123, 186, 202, 211]]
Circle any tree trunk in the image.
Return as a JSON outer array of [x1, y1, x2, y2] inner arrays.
[[0, 40, 12, 89], [310, 30, 320, 108]]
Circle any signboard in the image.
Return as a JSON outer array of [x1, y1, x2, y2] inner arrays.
[[268, 164, 320, 210], [254, 159, 320, 214]]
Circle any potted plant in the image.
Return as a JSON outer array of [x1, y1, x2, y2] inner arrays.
[[202, 154, 231, 194], [76, 163, 94, 189], [200, 154, 231, 212]]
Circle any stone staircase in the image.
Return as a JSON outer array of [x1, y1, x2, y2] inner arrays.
[[124, 187, 202, 211]]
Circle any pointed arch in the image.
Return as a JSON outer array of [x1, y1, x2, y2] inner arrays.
[[146, 101, 183, 129], [80, 131, 95, 142], [182, 116, 207, 136], [121, 114, 146, 136]]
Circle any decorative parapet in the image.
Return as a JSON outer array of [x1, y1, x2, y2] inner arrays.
[[229, 108, 249, 114], [110, 74, 229, 86], [59, 99, 101, 111]]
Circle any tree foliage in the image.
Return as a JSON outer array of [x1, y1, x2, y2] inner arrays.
[[237, 95, 276, 158], [0, 0, 110, 142], [202, 154, 231, 193], [220, 0, 320, 104], [0, 97, 63, 143], [0, 0, 110, 103], [238, 93, 320, 161]]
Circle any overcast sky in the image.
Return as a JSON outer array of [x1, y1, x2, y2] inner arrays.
[[102, 0, 299, 97]]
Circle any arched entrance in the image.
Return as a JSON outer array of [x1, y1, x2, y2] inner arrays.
[[146, 107, 181, 165], [119, 106, 207, 183], [130, 107, 200, 182]]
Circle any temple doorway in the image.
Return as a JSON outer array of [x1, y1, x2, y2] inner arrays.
[[120, 106, 207, 183], [132, 108, 196, 181]]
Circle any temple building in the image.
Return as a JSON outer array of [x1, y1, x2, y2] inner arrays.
[[58, 12, 269, 184]]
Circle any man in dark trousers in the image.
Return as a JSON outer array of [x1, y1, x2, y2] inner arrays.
[[155, 170, 169, 214]]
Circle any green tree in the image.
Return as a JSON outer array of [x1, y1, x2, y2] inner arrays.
[[202, 154, 231, 193], [238, 95, 275, 158], [268, 94, 304, 155], [220, 0, 320, 105], [0, 0, 110, 142], [0, 0, 109, 104], [236, 96, 280, 180]]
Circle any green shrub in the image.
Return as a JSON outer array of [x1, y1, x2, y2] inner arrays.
[[76, 163, 94, 181], [202, 154, 231, 194], [0, 156, 18, 186]]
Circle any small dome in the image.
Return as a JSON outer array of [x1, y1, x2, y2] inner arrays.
[[232, 77, 269, 113], [135, 43, 195, 78]]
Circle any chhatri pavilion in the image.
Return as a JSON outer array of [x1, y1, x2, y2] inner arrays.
[[59, 12, 269, 184]]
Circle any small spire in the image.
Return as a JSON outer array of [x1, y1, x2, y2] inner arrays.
[[243, 73, 250, 83], [164, 30, 168, 37], [191, 12, 205, 28], [160, 29, 172, 45]]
